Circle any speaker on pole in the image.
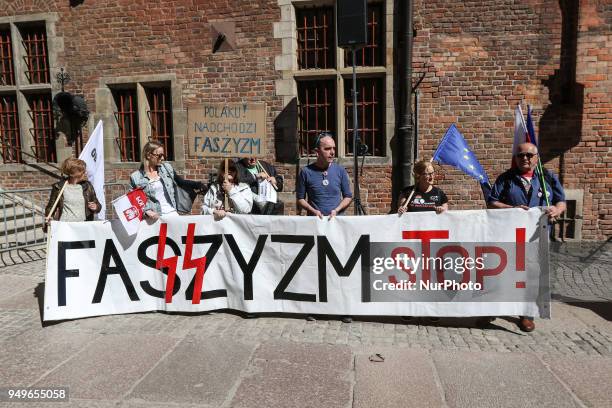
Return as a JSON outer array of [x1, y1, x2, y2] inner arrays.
[[336, 0, 367, 48]]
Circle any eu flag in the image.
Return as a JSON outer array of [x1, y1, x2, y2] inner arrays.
[[432, 124, 491, 198]]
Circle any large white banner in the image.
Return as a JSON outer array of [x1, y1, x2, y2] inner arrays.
[[44, 209, 550, 321]]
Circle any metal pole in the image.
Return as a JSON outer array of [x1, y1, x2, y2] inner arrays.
[[398, 0, 414, 188], [352, 46, 360, 215]]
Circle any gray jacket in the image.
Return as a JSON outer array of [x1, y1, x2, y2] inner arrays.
[[129, 163, 203, 215]]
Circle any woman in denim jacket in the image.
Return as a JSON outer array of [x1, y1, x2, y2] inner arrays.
[[129, 142, 205, 220]]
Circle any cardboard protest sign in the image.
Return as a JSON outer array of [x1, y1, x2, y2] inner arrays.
[[187, 103, 266, 158]]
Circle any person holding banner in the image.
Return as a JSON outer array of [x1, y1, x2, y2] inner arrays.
[[487, 142, 566, 332], [396, 160, 448, 215], [44, 157, 101, 230], [130, 142, 205, 220], [201, 159, 253, 219], [296, 132, 353, 219], [235, 157, 284, 215], [395, 159, 448, 323]]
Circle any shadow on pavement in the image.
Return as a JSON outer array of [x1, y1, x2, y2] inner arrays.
[[34, 281, 69, 328], [552, 294, 611, 322]]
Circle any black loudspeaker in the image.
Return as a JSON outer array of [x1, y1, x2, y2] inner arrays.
[[337, 0, 367, 48]]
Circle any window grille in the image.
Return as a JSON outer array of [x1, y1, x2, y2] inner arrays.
[[344, 77, 384, 156], [0, 94, 21, 163], [21, 27, 50, 84], [296, 7, 335, 69], [345, 4, 384, 67], [297, 79, 336, 156], [146, 87, 173, 160], [27, 93, 55, 162], [0, 30, 15, 86], [556, 200, 578, 240], [113, 89, 140, 162]]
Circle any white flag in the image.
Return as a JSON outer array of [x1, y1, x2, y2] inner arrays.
[[79, 120, 105, 219], [513, 104, 528, 156]]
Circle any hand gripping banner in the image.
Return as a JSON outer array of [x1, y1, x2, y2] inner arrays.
[[44, 208, 551, 321]]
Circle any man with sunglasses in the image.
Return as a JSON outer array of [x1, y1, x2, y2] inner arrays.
[[296, 132, 353, 220], [486, 142, 566, 332]]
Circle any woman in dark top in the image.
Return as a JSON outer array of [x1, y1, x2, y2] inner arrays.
[[396, 159, 448, 323], [397, 160, 448, 214]]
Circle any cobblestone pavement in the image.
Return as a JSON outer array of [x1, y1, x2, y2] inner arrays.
[[0, 242, 610, 407]]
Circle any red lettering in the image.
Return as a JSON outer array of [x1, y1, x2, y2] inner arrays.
[[435, 245, 471, 284], [390, 246, 416, 284], [475, 246, 507, 287], [402, 230, 449, 282], [183, 223, 207, 304], [156, 223, 179, 303]]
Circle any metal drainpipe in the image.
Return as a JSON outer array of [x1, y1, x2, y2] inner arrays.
[[398, 0, 414, 188]]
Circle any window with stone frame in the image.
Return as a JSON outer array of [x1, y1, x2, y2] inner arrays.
[[294, 3, 386, 157], [111, 82, 174, 162], [0, 94, 21, 163], [146, 87, 174, 161], [0, 21, 54, 164]]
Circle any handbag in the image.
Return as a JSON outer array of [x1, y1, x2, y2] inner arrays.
[[163, 163, 197, 214], [174, 183, 197, 214]]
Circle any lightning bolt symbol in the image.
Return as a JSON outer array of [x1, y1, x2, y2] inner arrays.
[[183, 223, 207, 304], [156, 223, 179, 304]]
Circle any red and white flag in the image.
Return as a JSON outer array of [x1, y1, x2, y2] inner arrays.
[[112, 189, 147, 235]]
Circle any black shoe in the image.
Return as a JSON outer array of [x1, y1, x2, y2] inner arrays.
[[476, 316, 496, 328], [341, 315, 352, 323], [305, 315, 316, 321]]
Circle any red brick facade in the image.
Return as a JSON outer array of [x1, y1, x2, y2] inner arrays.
[[0, 0, 609, 240]]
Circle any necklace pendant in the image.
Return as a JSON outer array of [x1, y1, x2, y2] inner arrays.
[[322, 179, 329, 186]]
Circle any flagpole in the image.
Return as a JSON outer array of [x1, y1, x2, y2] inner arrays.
[[256, 160, 278, 191], [399, 188, 416, 213]]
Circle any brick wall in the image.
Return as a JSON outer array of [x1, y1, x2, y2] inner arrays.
[[0, 0, 608, 239]]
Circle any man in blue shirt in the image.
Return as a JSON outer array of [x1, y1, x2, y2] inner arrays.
[[296, 133, 353, 219], [487, 142, 566, 332]]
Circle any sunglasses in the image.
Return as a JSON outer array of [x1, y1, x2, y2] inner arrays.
[[150, 153, 165, 158], [313, 132, 333, 149], [515, 153, 536, 159]]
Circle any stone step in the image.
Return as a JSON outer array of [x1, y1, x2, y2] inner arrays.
[[0, 205, 43, 221], [0, 215, 46, 241], [0, 228, 47, 250]]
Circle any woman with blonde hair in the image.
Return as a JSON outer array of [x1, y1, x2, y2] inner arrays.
[[130, 141, 205, 219], [397, 160, 448, 214], [396, 159, 448, 323], [201, 159, 253, 219], [44, 157, 101, 229]]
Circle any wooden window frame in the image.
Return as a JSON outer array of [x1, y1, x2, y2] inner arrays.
[[26, 92, 55, 163], [0, 94, 22, 163], [294, 2, 387, 158]]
